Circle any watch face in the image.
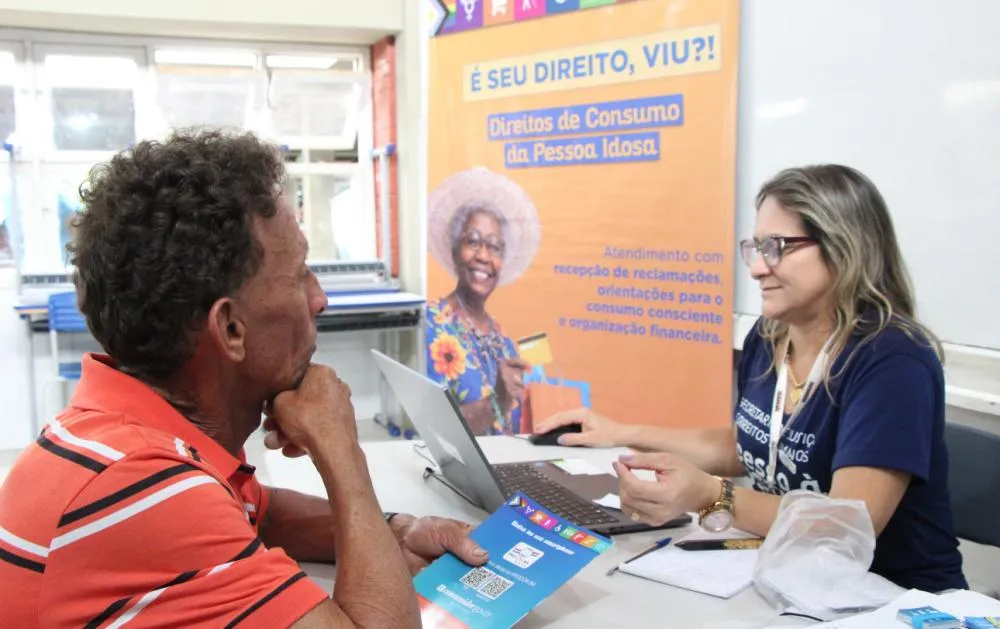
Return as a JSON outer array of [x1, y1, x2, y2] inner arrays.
[[701, 510, 733, 533]]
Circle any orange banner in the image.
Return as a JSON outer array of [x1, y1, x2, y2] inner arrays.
[[425, 0, 739, 434]]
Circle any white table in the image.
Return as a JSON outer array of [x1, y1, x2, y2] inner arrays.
[[262, 436, 788, 629]]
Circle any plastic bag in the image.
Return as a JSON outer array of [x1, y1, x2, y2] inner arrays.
[[753, 490, 906, 621]]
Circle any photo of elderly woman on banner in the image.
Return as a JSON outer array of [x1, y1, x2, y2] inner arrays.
[[426, 167, 541, 436]]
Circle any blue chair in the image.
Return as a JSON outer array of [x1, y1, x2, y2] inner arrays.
[[47, 291, 87, 381]]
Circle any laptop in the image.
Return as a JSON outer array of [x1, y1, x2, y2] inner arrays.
[[371, 349, 692, 536]]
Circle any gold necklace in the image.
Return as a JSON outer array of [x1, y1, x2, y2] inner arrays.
[[785, 349, 805, 409]]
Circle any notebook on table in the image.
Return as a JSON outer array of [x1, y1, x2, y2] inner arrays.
[[617, 528, 760, 599]]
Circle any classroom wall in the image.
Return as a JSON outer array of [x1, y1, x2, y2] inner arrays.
[[390, 0, 431, 377]]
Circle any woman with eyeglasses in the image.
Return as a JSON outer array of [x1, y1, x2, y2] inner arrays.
[[425, 168, 541, 436], [534, 165, 966, 591]]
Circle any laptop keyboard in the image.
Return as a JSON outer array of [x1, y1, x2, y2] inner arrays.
[[492, 463, 618, 527]]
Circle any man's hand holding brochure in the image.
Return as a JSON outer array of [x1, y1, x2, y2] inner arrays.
[[414, 492, 612, 628]]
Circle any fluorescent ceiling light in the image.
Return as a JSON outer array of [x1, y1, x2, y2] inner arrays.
[[266, 54, 338, 70], [155, 49, 257, 67]]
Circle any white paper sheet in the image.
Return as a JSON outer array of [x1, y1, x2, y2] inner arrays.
[[618, 528, 759, 599], [934, 589, 1000, 617], [551, 458, 605, 476], [593, 493, 621, 510], [808, 588, 1000, 628]]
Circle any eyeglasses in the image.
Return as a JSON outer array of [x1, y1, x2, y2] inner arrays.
[[740, 236, 817, 267], [460, 231, 505, 258]]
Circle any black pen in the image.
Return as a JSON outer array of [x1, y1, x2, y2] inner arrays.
[[674, 538, 763, 551], [606, 536, 672, 576]]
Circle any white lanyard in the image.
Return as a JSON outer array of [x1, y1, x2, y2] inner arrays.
[[766, 335, 834, 488]]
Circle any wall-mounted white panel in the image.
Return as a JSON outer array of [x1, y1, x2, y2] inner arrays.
[[734, 0, 1000, 349]]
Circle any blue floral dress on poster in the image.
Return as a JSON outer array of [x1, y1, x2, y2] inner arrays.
[[425, 299, 521, 435]]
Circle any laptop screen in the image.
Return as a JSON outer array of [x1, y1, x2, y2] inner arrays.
[[370, 350, 508, 512]]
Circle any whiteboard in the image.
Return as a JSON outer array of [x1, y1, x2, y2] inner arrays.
[[733, 0, 1000, 350]]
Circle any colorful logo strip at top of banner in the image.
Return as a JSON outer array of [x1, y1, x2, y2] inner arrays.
[[506, 494, 612, 554], [429, 0, 641, 37]]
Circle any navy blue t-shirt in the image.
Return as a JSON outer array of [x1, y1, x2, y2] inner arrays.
[[734, 322, 966, 592]]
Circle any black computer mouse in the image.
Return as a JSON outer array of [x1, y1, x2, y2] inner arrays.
[[528, 423, 583, 446]]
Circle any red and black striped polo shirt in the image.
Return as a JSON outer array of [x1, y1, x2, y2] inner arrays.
[[0, 353, 327, 627]]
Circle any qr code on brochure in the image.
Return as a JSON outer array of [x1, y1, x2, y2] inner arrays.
[[459, 566, 495, 589], [458, 566, 515, 600], [478, 573, 514, 600]]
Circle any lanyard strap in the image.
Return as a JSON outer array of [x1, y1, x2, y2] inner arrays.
[[766, 334, 834, 488]]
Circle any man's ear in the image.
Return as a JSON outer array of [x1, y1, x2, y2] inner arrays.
[[207, 297, 247, 362]]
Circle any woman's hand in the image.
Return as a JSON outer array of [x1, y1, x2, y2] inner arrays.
[[494, 358, 530, 414], [614, 452, 721, 526], [533, 408, 630, 447]]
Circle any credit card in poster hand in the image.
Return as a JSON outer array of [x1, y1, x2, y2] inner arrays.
[[517, 333, 553, 367], [413, 492, 612, 628]]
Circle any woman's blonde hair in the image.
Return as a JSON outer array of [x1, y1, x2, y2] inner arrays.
[[755, 165, 942, 384]]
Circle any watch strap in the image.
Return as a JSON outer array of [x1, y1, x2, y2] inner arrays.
[[697, 477, 735, 521]]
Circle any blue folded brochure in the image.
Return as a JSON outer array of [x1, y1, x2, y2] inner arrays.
[[414, 492, 612, 628]]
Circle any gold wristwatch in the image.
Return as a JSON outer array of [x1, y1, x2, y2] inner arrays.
[[698, 477, 735, 533]]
